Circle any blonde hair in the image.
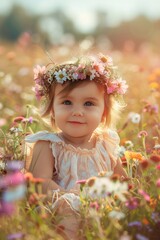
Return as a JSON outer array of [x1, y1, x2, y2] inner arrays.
[[41, 78, 125, 131]]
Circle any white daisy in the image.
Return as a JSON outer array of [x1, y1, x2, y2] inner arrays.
[[90, 69, 99, 80], [128, 112, 141, 124], [54, 69, 68, 83]]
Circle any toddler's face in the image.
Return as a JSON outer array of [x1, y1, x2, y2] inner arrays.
[[53, 81, 105, 139]]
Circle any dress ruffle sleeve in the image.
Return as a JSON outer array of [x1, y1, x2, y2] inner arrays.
[[98, 128, 120, 170], [25, 131, 61, 143]]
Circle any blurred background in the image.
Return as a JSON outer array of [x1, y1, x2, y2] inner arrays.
[[0, 0, 160, 49], [0, 0, 160, 145]]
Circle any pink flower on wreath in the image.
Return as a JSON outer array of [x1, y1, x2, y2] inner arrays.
[[34, 85, 43, 100], [33, 65, 46, 84], [106, 78, 128, 95], [92, 60, 105, 75], [74, 64, 86, 80], [116, 78, 128, 94], [105, 81, 118, 94]]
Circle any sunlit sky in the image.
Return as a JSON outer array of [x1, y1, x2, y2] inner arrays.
[[1, 0, 160, 32]]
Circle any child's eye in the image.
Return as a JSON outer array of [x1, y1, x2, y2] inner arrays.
[[62, 100, 72, 105], [84, 101, 94, 106]]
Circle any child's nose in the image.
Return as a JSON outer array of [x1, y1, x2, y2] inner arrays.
[[72, 108, 83, 116]]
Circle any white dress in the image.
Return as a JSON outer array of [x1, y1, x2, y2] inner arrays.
[[25, 129, 120, 211]]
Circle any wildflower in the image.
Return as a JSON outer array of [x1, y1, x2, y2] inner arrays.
[[143, 103, 159, 114], [156, 178, 160, 187], [154, 144, 160, 150], [0, 172, 25, 188], [108, 210, 125, 220], [149, 198, 157, 209], [118, 146, 126, 157], [13, 116, 25, 123], [86, 177, 96, 187], [0, 201, 15, 215], [9, 127, 22, 134], [125, 151, 143, 161], [128, 221, 142, 227], [142, 218, 149, 225], [3, 184, 26, 202], [136, 233, 149, 240], [156, 164, 160, 170], [76, 179, 87, 185], [128, 112, 141, 124], [138, 189, 150, 202], [150, 154, 160, 163], [140, 160, 149, 169], [90, 201, 99, 211], [24, 172, 34, 181], [151, 212, 160, 223], [125, 197, 139, 210], [7, 232, 25, 240], [86, 177, 128, 201], [138, 130, 148, 138], [125, 140, 134, 149], [6, 161, 24, 172]]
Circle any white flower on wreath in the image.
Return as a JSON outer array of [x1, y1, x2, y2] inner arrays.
[[72, 72, 79, 80], [90, 69, 99, 80], [54, 69, 68, 83]]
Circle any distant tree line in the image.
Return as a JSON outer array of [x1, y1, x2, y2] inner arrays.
[[0, 4, 160, 50]]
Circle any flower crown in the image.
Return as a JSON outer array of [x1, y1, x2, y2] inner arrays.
[[33, 54, 128, 100]]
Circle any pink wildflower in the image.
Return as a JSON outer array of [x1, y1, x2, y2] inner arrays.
[[138, 189, 150, 202], [138, 130, 148, 138], [13, 116, 25, 123], [125, 197, 139, 210], [150, 155, 160, 163], [90, 201, 99, 211], [156, 178, 160, 187], [76, 179, 87, 185], [156, 164, 160, 170]]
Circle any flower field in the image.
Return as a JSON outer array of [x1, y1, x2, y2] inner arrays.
[[0, 39, 160, 240]]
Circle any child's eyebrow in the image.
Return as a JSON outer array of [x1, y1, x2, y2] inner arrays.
[[84, 97, 99, 102]]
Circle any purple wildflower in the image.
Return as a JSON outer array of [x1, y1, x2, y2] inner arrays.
[[136, 233, 149, 240], [7, 232, 24, 240]]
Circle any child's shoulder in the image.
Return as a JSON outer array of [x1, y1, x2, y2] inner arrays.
[[97, 128, 120, 144], [25, 131, 61, 143]]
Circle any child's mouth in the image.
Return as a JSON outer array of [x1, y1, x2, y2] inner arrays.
[[68, 121, 85, 124]]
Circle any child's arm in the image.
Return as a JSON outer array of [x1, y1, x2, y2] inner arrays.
[[29, 140, 65, 194], [113, 158, 127, 178]]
